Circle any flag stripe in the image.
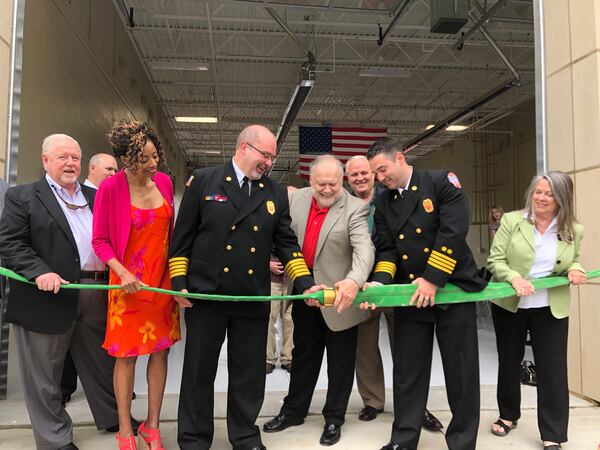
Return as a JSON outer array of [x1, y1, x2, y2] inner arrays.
[[299, 125, 386, 179]]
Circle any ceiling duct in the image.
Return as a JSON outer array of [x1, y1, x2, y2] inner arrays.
[[430, 0, 469, 34], [402, 79, 520, 152]]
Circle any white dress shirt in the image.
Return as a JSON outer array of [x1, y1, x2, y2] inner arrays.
[[518, 215, 558, 309], [232, 158, 251, 194], [83, 179, 98, 189], [46, 174, 105, 271]]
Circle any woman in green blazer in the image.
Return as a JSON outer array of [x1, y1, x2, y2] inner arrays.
[[487, 171, 586, 450]]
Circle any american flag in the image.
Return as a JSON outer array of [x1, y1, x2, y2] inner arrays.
[[298, 126, 387, 179]]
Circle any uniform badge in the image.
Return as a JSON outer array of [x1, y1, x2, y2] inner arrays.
[[185, 175, 194, 187], [423, 198, 434, 213], [266, 200, 276, 215], [447, 172, 461, 189]]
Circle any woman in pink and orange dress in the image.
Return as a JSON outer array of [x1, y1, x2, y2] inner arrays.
[[93, 120, 180, 449]]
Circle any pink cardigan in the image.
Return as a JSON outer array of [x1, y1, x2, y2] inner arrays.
[[92, 169, 174, 264]]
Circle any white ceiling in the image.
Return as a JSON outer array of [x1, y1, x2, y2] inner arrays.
[[115, 0, 535, 180]]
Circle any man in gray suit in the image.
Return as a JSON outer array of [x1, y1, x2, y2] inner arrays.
[[263, 155, 374, 446]]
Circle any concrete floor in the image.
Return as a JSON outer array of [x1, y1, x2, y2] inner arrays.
[[0, 386, 599, 450], [2, 320, 599, 449]]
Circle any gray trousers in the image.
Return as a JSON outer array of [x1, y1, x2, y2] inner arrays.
[[355, 307, 394, 410], [13, 281, 118, 450]]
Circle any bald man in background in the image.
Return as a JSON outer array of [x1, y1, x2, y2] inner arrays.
[[83, 153, 117, 189]]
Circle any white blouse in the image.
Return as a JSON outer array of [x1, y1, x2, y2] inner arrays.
[[518, 215, 558, 309]]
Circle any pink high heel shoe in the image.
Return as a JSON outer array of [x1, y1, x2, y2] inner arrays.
[[138, 421, 165, 450], [116, 432, 137, 450]]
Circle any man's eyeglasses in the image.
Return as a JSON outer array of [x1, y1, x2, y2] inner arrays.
[[51, 185, 89, 211], [244, 141, 276, 162]]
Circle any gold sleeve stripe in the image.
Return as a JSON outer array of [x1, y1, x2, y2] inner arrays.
[[169, 257, 190, 264], [374, 261, 396, 270], [428, 254, 455, 271], [427, 260, 453, 275], [288, 271, 311, 281], [170, 270, 188, 277], [374, 261, 396, 277], [284, 258, 309, 272], [284, 258, 311, 283], [285, 260, 308, 270], [428, 260, 454, 274], [286, 265, 311, 279], [168, 262, 188, 269], [288, 269, 311, 282], [431, 250, 456, 265]]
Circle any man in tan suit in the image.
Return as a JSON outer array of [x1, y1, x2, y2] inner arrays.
[[263, 155, 374, 447]]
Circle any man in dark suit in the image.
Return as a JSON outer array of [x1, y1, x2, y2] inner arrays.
[[365, 138, 487, 450], [169, 125, 321, 450], [0, 134, 119, 450]]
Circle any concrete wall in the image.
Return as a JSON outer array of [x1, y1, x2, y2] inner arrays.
[[0, 0, 13, 180], [16, 0, 185, 188], [544, 0, 600, 401]]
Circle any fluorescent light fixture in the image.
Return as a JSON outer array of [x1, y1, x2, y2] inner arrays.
[[174, 116, 218, 123], [191, 149, 221, 155], [359, 67, 411, 78], [445, 124, 468, 131], [425, 124, 435, 130], [149, 60, 208, 71]]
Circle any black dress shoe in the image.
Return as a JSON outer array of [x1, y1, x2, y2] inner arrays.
[[57, 444, 79, 450], [281, 362, 292, 373], [266, 363, 275, 374], [380, 443, 414, 450], [319, 423, 341, 446], [263, 413, 304, 433], [423, 409, 443, 431], [358, 405, 383, 421], [104, 417, 141, 435]]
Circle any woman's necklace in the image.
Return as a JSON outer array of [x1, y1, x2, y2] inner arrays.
[[126, 169, 153, 199]]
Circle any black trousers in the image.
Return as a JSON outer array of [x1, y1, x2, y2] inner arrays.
[[61, 351, 78, 397], [491, 304, 569, 443], [391, 303, 480, 450], [280, 299, 358, 426], [177, 305, 269, 450]]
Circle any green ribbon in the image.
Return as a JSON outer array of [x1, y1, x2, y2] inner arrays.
[[1, 266, 597, 308]]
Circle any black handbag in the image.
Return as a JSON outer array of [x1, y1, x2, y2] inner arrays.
[[520, 360, 537, 386]]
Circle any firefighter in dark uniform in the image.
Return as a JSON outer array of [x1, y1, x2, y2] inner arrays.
[[169, 125, 319, 450], [364, 138, 487, 450]]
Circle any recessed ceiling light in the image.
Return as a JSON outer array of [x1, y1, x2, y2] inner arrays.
[[150, 60, 208, 71], [175, 116, 218, 123], [425, 124, 435, 130], [445, 124, 468, 131]]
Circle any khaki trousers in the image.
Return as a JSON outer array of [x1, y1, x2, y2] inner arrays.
[[355, 307, 394, 410], [266, 281, 294, 365]]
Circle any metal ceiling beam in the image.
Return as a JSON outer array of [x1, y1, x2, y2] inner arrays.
[[222, 0, 392, 16], [143, 56, 535, 73], [378, 0, 413, 45], [159, 99, 478, 112], [468, 10, 520, 82], [205, 3, 226, 161], [133, 24, 536, 45], [454, 0, 509, 50], [401, 79, 519, 152]]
